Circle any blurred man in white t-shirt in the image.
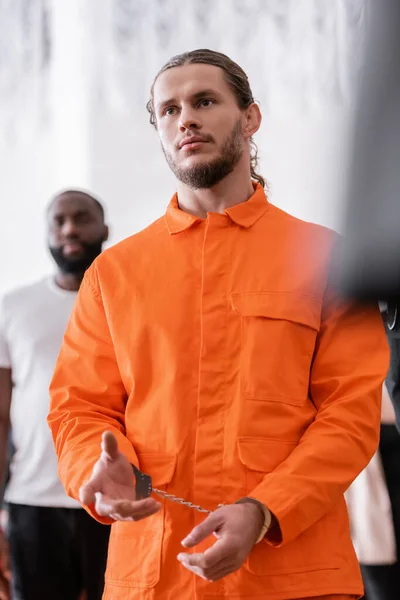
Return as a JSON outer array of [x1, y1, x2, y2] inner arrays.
[[0, 190, 110, 600]]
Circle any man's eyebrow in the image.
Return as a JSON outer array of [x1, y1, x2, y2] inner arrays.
[[191, 89, 221, 100], [156, 97, 176, 112], [156, 89, 221, 112], [52, 209, 91, 220]]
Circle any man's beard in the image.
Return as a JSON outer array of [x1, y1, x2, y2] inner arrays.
[[49, 238, 104, 275], [163, 120, 244, 190]]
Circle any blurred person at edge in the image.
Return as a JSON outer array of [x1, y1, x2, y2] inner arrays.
[[340, 0, 400, 303], [382, 302, 400, 432], [0, 190, 110, 600], [48, 50, 388, 600], [0, 435, 13, 600], [347, 384, 400, 600]]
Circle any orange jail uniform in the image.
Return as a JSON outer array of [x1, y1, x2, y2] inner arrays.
[[48, 184, 388, 600]]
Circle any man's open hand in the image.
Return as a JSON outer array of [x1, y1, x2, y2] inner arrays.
[[79, 431, 161, 521]]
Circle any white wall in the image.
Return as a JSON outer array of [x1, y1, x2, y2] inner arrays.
[[0, 0, 93, 297], [0, 128, 59, 295]]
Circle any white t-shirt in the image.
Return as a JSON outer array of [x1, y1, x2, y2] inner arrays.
[[0, 277, 80, 508]]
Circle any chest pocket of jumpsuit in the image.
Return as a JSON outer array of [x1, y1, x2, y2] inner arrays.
[[105, 453, 177, 588], [231, 292, 320, 406]]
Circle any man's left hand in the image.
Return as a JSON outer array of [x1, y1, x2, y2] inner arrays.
[[177, 502, 266, 582]]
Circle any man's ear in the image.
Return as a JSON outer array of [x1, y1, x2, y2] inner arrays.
[[103, 225, 109, 243], [243, 103, 262, 139]]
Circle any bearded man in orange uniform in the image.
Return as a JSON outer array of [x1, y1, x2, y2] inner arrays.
[[48, 49, 388, 600]]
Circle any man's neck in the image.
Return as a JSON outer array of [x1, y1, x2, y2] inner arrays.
[[55, 272, 83, 292], [176, 170, 255, 219]]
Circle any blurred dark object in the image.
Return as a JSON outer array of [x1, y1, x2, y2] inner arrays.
[[361, 423, 400, 600], [382, 303, 400, 430], [340, 0, 400, 302]]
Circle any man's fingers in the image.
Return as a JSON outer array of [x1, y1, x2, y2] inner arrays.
[[109, 507, 159, 522], [79, 479, 99, 505], [178, 534, 241, 582], [177, 556, 208, 580], [108, 497, 160, 516], [95, 494, 161, 520], [94, 491, 115, 516], [179, 538, 231, 570], [204, 562, 237, 582], [178, 553, 236, 582], [101, 431, 119, 461], [109, 498, 161, 520], [181, 512, 222, 548], [79, 432, 119, 504], [178, 552, 205, 568], [202, 537, 232, 566]]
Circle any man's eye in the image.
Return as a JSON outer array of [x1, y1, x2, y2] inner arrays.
[[75, 215, 91, 225], [164, 107, 177, 116], [199, 99, 214, 107]]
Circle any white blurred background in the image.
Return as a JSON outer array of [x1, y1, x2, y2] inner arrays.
[[0, 0, 365, 296]]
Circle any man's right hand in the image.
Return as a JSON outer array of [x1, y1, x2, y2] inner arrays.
[[0, 529, 10, 600], [79, 431, 161, 521]]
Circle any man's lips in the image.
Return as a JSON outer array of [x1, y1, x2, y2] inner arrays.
[[179, 136, 209, 150], [63, 241, 84, 255]]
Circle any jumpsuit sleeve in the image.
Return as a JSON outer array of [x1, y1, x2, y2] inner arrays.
[[249, 271, 389, 546], [48, 263, 139, 524]]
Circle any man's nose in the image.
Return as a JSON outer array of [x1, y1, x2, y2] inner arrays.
[[61, 220, 79, 237], [179, 108, 202, 132]]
